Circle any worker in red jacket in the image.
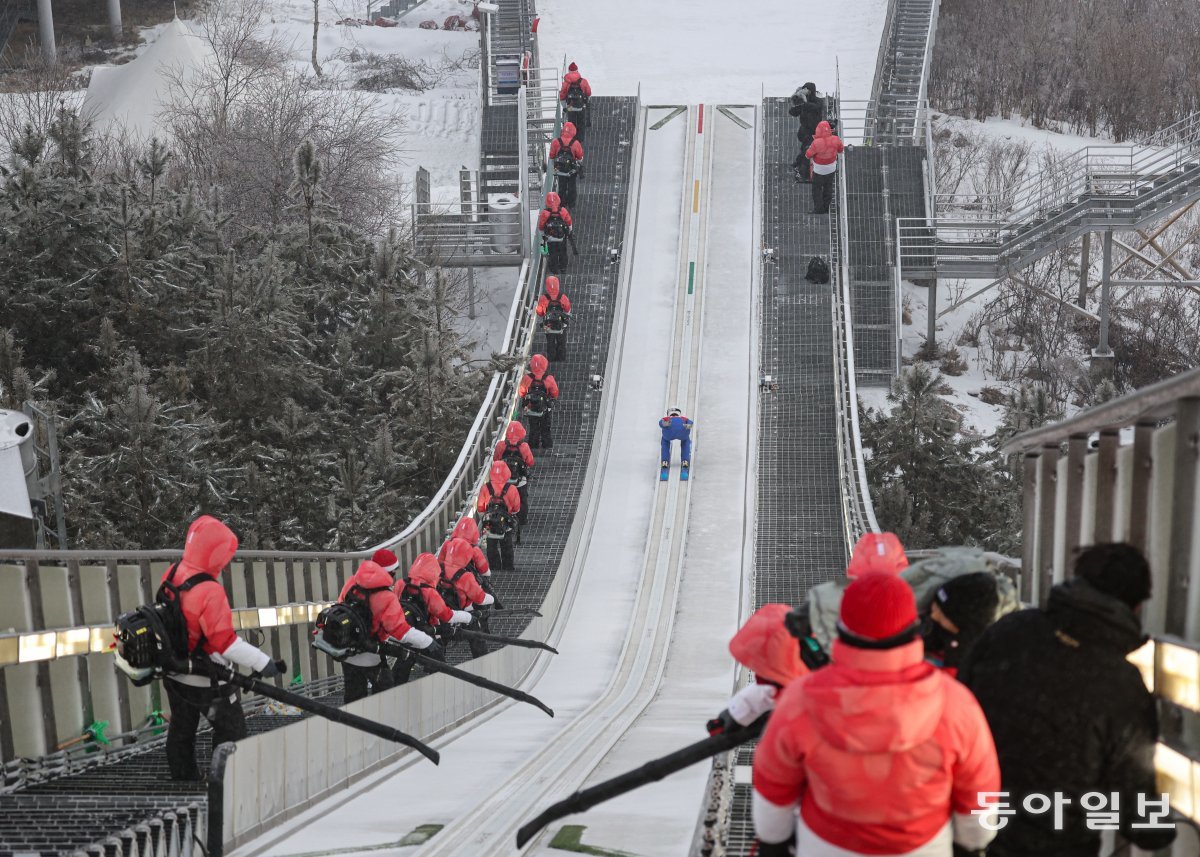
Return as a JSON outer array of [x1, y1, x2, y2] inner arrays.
[[558, 62, 592, 141], [518, 353, 560, 450], [548, 121, 584, 206], [441, 538, 497, 658], [336, 559, 436, 703], [393, 553, 471, 684], [477, 461, 522, 571], [159, 515, 280, 780], [437, 517, 491, 579], [535, 275, 572, 361], [537, 191, 574, 275], [494, 420, 535, 524], [752, 572, 1000, 857], [805, 120, 845, 215]]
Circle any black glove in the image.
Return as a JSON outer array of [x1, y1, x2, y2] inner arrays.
[[255, 659, 286, 679], [755, 839, 795, 857], [423, 640, 445, 661], [438, 625, 458, 641], [952, 846, 986, 857]]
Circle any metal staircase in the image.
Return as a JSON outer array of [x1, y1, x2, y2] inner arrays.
[[861, 0, 939, 145], [898, 113, 1200, 280]]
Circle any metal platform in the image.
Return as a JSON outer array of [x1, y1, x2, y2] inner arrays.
[[723, 97, 853, 857], [0, 97, 638, 857], [843, 144, 927, 384]]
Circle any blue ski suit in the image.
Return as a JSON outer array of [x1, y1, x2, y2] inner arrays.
[[659, 414, 693, 463]]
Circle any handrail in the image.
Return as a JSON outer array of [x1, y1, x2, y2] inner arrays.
[[864, 0, 900, 140], [831, 118, 881, 545], [1001, 365, 1200, 455]]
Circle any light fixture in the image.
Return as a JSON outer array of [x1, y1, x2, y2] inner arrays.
[[257, 608, 279, 628], [18, 632, 56, 663], [1158, 640, 1200, 713]]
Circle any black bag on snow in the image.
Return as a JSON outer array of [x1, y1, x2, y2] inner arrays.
[[806, 256, 831, 284]]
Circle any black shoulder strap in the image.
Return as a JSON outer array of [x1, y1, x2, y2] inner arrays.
[[450, 567, 474, 584]]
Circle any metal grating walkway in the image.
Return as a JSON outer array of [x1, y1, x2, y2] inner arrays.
[[871, 0, 936, 142], [0, 98, 638, 857], [843, 144, 927, 385], [723, 98, 853, 857]]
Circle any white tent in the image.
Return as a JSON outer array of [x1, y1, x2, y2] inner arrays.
[[82, 16, 217, 141]]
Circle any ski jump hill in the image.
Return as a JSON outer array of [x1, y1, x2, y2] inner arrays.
[[5, 0, 1200, 855]]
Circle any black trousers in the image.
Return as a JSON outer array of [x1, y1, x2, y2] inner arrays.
[[567, 107, 589, 141], [391, 641, 446, 685], [545, 330, 567, 361], [812, 171, 835, 213], [547, 240, 569, 274], [556, 173, 578, 206], [793, 133, 814, 177], [342, 660, 395, 704], [486, 530, 515, 571], [516, 482, 529, 524], [527, 412, 553, 449], [165, 679, 246, 780]]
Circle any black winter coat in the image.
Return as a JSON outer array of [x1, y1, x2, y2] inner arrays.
[[789, 100, 823, 139], [958, 579, 1174, 857]]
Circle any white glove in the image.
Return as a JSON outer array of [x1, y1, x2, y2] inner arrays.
[[727, 683, 778, 727], [480, 593, 495, 606], [221, 636, 272, 672], [450, 610, 473, 625], [400, 627, 434, 649], [482, 570, 492, 577]]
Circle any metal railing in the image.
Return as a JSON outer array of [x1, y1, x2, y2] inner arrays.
[[898, 112, 1200, 277], [832, 152, 882, 546]]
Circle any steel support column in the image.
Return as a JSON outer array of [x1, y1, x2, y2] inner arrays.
[[1094, 230, 1114, 359], [1167, 398, 1200, 636], [107, 0, 122, 39], [1078, 231, 1090, 308], [36, 0, 55, 62]]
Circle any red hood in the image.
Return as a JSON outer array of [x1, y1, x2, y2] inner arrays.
[[544, 191, 561, 211], [814, 121, 832, 139], [178, 515, 238, 580], [847, 531, 908, 578], [729, 604, 806, 686], [559, 122, 577, 144], [544, 276, 561, 299], [452, 517, 480, 544], [802, 639, 944, 753], [505, 421, 527, 445], [342, 560, 393, 596], [443, 539, 476, 574], [489, 460, 512, 492], [530, 354, 548, 378], [407, 553, 442, 587]]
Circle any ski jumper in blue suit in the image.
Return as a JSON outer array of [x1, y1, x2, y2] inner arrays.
[[659, 414, 693, 463]]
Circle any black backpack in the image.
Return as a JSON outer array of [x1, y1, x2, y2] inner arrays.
[[544, 302, 568, 332], [480, 484, 514, 536], [543, 213, 567, 240], [566, 82, 587, 110], [523, 377, 551, 415], [501, 444, 528, 480], [554, 148, 578, 177], [399, 582, 436, 634], [806, 256, 831, 284], [114, 565, 218, 682], [437, 566, 477, 610], [313, 584, 389, 656]]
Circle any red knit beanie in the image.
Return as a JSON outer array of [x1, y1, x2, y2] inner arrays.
[[372, 548, 400, 574], [837, 572, 920, 648]]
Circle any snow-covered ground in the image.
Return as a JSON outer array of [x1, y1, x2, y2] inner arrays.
[[537, 0, 888, 102]]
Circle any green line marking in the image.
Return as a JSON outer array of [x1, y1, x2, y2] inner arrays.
[[550, 825, 641, 856], [649, 106, 687, 130], [716, 106, 752, 129], [688, 261, 695, 294]]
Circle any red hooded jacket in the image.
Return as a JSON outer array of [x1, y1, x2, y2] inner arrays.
[[518, 354, 560, 400], [401, 553, 454, 624], [729, 603, 807, 686], [536, 276, 572, 316], [558, 69, 592, 101], [537, 192, 573, 232], [805, 121, 845, 171], [437, 518, 490, 575], [338, 560, 416, 642], [162, 515, 242, 657], [548, 122, 584, 162], [494, 421, 535, 468], [477, 461, 522, 515], [441, 539, 491, 606], [753, 638, 1000, 855]]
